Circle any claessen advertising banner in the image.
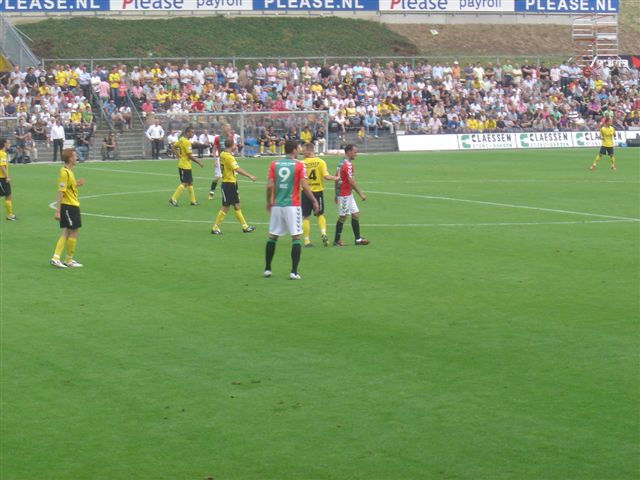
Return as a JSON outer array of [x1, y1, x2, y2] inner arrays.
[[0, 0, 618, 11], [397, 131, 638, 152]]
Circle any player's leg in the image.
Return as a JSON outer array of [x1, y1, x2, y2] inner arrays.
[[290, 234, 302, 279], [609, 149, 616, 171], [265, 234, 278, 277], [301, 194, 313, 246], [212, 204, 230, 234], [315, 192, 328, 246], [348, 197, 369, 245], [591, 147, 605, 170], [2, 181, 15, 220], [209, 176, 220, 199], [51, 227, 69, 268], [64, 228, 82, 267], [170, 169, 187, 205], [187, 181, 198, 205]]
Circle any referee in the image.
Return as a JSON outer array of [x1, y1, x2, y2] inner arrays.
[[146, 119, 165, 160]]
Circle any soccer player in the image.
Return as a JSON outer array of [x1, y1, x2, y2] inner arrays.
[[0, 138, 17, 220], [209, 124, 232, 200], [301, 143, 338, 247], [50, 149, 84, 268], [169, 126, 204, 207], [334, 144, 370, 247], [264, 140, 319, 280], [591, 117, 617, 171], [211, 137, 257, 235]]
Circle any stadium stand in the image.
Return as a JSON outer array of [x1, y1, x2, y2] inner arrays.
[[0, 59, 638, 160]]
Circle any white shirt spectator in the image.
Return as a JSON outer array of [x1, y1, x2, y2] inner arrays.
[[50, 123, 66, 141], [146, 123, 165, 140]]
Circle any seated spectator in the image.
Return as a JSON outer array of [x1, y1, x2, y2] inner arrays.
[[102, 132, 117, 160]]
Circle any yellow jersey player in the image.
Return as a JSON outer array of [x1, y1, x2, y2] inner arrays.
[[169, 126, 204, 206], [301, 143, 338, 247], [0, 138, 17, 220], [50, 149, 84, 268], [591, 118, 617, 171], [211, 137, 257, 235]]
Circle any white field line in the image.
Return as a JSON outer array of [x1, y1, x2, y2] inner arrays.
[[48, 188, 639, 227], [367, 190, 640, 222]]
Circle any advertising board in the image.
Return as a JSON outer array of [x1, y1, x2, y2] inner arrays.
[[0, 0, 109, 11]]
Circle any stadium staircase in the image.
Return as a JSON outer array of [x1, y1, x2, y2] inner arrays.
[[329, 130, 398, 154], [572, 14, 619, 67], [92, 116, 146, 161]]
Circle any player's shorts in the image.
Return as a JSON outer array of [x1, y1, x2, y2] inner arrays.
[[337, 194, 359, 216], [0, 178, 11, 197], [179, 168, 193, 184], [599, 146, 614, 156], [221, 182, 240, 206], [60, 204, 82, 229], [302, 191, 324, 217], [213, 157, 222, 178], [269, 206, 303, 236]]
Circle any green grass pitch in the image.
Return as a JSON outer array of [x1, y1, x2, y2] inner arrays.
[[1, 148, 638, 479]]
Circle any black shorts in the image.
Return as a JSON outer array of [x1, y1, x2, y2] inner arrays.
[[179, 168, 193, 184], [60, 204, 82, 229], [221, 182, 240, 206], [0, 179, 10, 197], [599, 146, 614, 156], [302, 191, 324, 217]]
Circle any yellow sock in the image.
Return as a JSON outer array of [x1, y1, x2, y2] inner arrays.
[[214, 210, 226, 228], [593, 154, 601, 166], [65, 237, 77, 262], [188, 186, 196, 203], [53, 236, 66, 260], [234, 209, 248, 229], [269, 144, 275, 154], [171, 184, 185, 201], [4, 199, 13, 217], [610, 155, 616, 167], [260, 145, 264, 154], [303, 218, 311, 243], [317, 214, 327, 236]]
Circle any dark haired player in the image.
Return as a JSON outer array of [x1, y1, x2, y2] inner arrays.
[[334, 144, 369, 246], [264, 140, 319, 280], [301, 142, 338, 247], [0, 138, 16, 220], [169, 125, 204, 207]]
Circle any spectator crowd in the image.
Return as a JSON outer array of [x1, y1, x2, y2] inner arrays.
[[0, 57, 638, 159]]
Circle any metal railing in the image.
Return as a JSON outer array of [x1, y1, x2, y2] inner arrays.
[[40, 54, 565, 71], [0, 16, 41, 70]]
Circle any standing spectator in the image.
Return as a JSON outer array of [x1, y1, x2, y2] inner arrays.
[[0, 138, 17, 220], [50, 118, 65, 162], [50, 149, 84, 268], [13, 118, 29, 162], [333, 144, 369, 247], [146, 118, 164, 159], [263, 140, 319, 280]]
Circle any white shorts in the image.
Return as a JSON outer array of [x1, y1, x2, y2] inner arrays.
[[269, 206, 303, 236], [337, 195, 359, 216], [213, 156, 221, 178]]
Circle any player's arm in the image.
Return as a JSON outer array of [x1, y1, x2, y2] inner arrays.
[[324, 173, 339, 181], [301, 178, 320, 214], [266, 177, 275, 212], [0, 164, 8, 182], [348, 176, 367, 201], [53, 189, 63, 220], [189, 152, 204, 168], [235, 167, 256, 182]]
